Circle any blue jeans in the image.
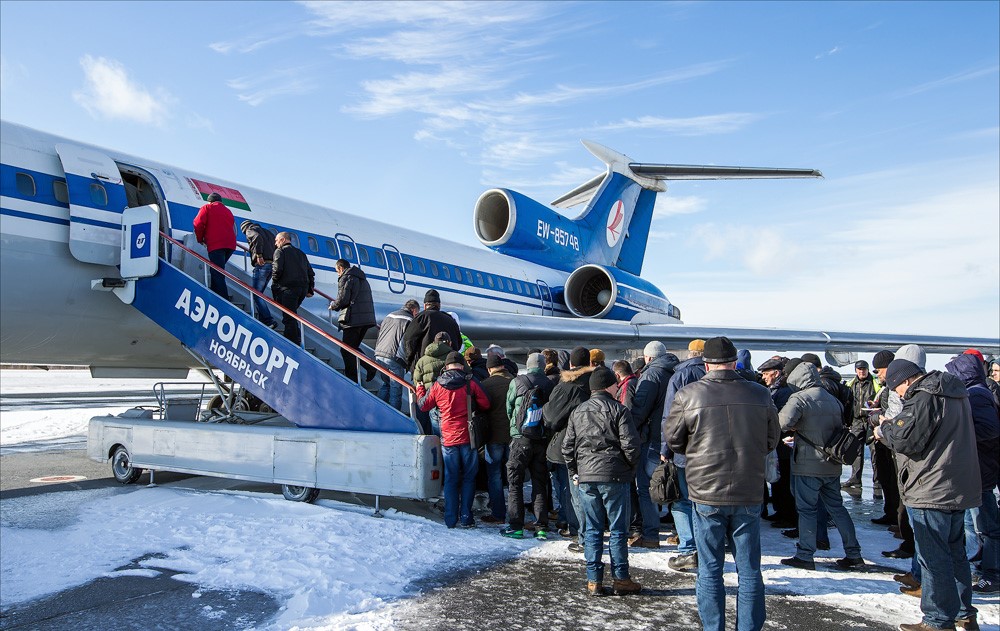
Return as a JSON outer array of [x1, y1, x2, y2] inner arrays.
[[693, 503, 765, 631], [484, 443, 509, 520], [792, 475, 860, 561], [551, 464, 580, 533], [375, 357, 405, 411], [634, 443, 661, 540], [971, 489, 1000, 582], [569, 473, 586, 545], [579, 481, 631, 582], [910, 508, 976, 628], [207, 248, 234, 300], [672, 466, 697, 554], [250, 263, 276, 325], [442, 444, 479, 528]]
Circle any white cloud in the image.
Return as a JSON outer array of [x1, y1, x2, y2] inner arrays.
[[599, 113, 760, 136], [894, 64, 1000, 98], [72, 56, 172, 125], [227, 67, 317, 106], [653, 195, 707, 218]]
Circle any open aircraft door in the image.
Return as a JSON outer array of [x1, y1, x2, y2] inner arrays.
[[55, 144, 129, 266], [536, 280, 554, 316]]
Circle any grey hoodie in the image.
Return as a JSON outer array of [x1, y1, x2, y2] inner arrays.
[[778, 363, 844, 478]]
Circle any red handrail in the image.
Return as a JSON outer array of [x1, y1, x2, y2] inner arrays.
[[162, 232, 415, 393]]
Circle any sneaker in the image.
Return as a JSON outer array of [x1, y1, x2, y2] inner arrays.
[[833, 557, 865, 570], [667, 552, 698, 571], [899, 584, 921, 598], [955, 616, 981, 630], [500, 527, 523, 539], [972, 577, 998, 594], [534, 529, 548, 540], [587, 581, 605, 597], [568, 542, 584, 553], [893, 572, 921, 589], [612, 577, 642, 595], [481, 515, 504, 524], [558, 528, 577, 538], [871, 515, 896, 525], [780, 556, 816, 571]]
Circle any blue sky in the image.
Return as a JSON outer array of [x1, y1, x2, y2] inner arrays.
[[2, 1, 998, 343]]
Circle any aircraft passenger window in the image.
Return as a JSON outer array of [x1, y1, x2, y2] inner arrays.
[[506, 279, 513, 292], [429, 262, 439, 277], [307, 236, 319, 253], [90, 183, 108, 206], [417, 260, 426, 274], [341, 243, 355, 261], [53, 180, 69, 204], [15, 173, 36, 197], [359, 247, 370, 264], [403, 256, 413, 272], [465, 270, 473, 284], [484, 275, 492, 288], [326, 240, 338, 256], [441, 265, 451, 280], [388, 253, 400, 271], [289, 233, 300, 248], [374, 250, 385, 267], [515, 282, 523, 295]]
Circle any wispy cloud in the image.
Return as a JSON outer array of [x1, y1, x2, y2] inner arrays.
[[227, 67, 318, 106], [654, 195, 707, 218], [72, 55, 172, 125], [814, 45, 842, 60], [894, 64, 1000, 98], [598, 112, 760, 136]]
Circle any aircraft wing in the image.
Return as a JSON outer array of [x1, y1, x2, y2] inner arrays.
[[456, 310, 1000, 359]]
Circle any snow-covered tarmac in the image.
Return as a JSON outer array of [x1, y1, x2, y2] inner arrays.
[[1, 370, 997, 630]]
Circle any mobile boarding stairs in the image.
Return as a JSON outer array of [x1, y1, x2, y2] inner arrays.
[[86, 205, 442, 508]]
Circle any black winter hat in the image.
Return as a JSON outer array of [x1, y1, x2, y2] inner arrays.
[[445, 351, 465, 366], [782, 357, 804, 378], [486, 354, 503, 369], [758, 357, 785, 372], [570, 346, 590, 368], [872, 350, 895, 370], [424, 289, 441, 304], [854, 360, 869, 370], [703, 336, 738, 364], [589, 367, 618, 391], [886, 359, 923, 391], [800, 353, 822, 368]]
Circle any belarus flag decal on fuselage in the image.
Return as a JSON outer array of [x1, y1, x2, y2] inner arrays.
[[606, 200, 624, 247], [188, 178, 252, 212]]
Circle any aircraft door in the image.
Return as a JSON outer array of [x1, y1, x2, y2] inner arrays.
[[382, 245, 406, 294], [335, 233, 358, 265], [55, 143, 130, 266], [536, 280, 554, 316]]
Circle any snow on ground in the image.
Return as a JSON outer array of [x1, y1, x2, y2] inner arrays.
[[1, 370, 997, 629]]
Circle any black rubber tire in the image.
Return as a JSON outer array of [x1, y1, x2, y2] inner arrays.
[[208, 395, 225, 411], [111, 445, 143, 484], [259, 403, 276, 414], [282, 485, 320, 503]]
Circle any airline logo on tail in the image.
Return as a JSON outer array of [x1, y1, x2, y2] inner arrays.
[[605, 200, 624, 247]]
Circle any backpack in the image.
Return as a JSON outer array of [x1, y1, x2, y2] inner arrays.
[[514, 376, 549, 440], [649, 460, 681, 504], [797, 426, 865, 466]]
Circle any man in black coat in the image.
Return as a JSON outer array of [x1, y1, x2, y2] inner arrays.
[[402, 289, 461, 372], [328, 259, 377, 384], [270, 232, 314, 345]]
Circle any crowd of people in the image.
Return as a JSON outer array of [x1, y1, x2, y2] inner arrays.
[[191, 198, 998, 631], [369, 290, 999, 631]]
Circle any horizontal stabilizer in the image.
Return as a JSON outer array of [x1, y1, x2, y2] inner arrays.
[[628, 163, 823, 180]]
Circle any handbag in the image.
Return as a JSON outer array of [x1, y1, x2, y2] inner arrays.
[[649, 460, 681, 504], [465, 381, 489, 451], [765, 449, 780, 484], [796, 427, 864, 466]]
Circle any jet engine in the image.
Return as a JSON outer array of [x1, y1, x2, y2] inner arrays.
[[564, 264, 680, 321]]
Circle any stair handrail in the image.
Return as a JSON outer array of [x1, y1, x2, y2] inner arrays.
[[160, 232, 416, 397]]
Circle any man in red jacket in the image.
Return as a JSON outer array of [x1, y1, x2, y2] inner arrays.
[[192, 192, 237, 300], [417, 352, 490, 528]]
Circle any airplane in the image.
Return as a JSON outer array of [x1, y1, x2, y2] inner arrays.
[[2, 118, 997, 381]]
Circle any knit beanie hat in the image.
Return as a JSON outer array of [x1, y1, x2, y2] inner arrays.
[[782, 357, 803, 378], [644, 341, 666, 358], [703, 336, 738, 364], [486, 354, 503, 369], [445, 351, 465, 367], [896, 344, 926, 370], [589, 367, 618, 391], [872, 350, 895, 370], [886, 359, 923, 391], [800, 353, 822, 368], [590, 349, 606, 364], [424, 289, 440, 304], [526, 352, 545, 370]]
